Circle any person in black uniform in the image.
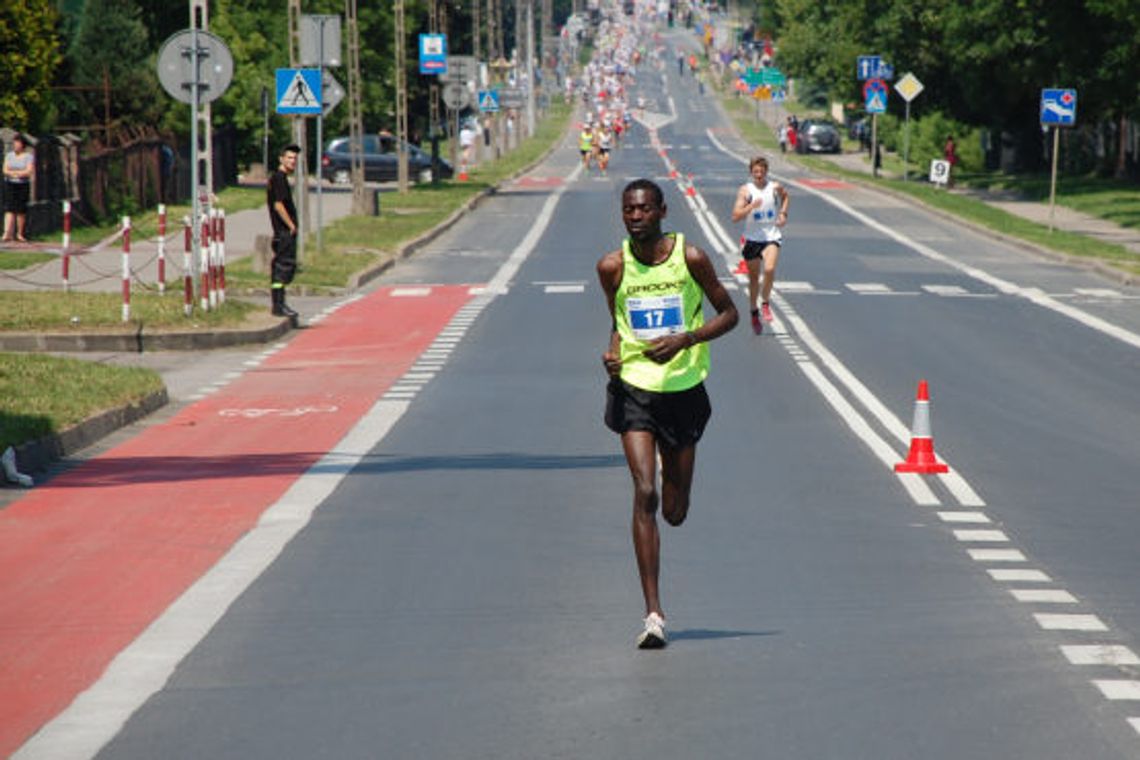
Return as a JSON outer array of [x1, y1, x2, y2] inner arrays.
[[266, 144, 301, 318]]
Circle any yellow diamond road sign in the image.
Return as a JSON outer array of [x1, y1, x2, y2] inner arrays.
[[895, 72, 924, 103]]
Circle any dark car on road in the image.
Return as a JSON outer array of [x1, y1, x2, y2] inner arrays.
[[795, 119, 843, 154], [321, 135, 453, 183]]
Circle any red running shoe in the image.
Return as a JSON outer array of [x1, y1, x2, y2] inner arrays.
[[750, 310, 763, 335], [761, 302, 774, 322]]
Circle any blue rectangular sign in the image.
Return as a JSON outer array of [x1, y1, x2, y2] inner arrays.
[[477, 90, 500, 113], [857, 55, 881, 81], [275, 69, 322, 115], [1040, 88, 1077, 127], [419, 33, 447, 75]]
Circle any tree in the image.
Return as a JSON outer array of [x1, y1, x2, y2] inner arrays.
[[0, 0, 63, 132], [66, 0, 164, 134]]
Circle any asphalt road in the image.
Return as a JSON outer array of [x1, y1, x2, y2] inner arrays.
[[10, 35, 1140, 760]]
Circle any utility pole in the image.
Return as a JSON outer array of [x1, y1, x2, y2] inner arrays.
[[345, 0, 367, 213], [473, 0, 481, 61], [394, 0, 409, 193], [190, 0, 213, 201]]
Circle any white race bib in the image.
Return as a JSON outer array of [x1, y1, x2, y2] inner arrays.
[[627, 294, 685, 340]]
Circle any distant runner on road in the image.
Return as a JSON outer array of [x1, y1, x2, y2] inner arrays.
[[597, 179, 738, 649], [731, 155, 789, 334]]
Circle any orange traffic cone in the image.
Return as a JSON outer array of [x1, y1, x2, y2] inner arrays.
[[734, 258, 748, 274], [895, 380, 949, 473], [685, 173, 697, 197], [457, 162, 469, 182]]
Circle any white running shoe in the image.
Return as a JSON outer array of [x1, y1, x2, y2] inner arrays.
[[637, 612, 668, 649]]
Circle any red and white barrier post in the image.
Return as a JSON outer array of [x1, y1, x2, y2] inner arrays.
[[217, 208, 226, 304], [183, 216, 193, 316], [61, 200, 71, 292], [199, 216, 210, 312], [208, 208, 219, 309], [121, 216, 131, 322], [156, 203, 167, 295]]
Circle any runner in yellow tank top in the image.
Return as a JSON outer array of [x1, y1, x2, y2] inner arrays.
[[597, 179, 738, 649]]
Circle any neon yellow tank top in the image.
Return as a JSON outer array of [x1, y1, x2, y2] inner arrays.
[[614, 233, 709, 392], [579, 130, 594, 150]]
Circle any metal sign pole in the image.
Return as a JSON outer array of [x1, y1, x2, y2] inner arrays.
[[190, 27, 201, 311], [903, 100, 910, 182], [871, 113, 878, 179], [1048, 126, 1060, 232], [316, 17, 324, 256]]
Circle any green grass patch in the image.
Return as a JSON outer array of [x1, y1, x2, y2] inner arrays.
[[0, 352, 164, 451], [0, 250, 55, 270], [0, 291, 260, 331]]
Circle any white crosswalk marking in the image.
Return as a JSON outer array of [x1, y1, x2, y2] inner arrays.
[[988, 569, 1051, 582], [1009, 589, 1078, 603], [968, 548, 1026, 561], [938, 511, 990, 523], [954, 529, 1009, 542], [544, 284, 585, 294], [847, 282, 892, 293], [1093, 681, 1140, 700], [391, 287, 432, 297], [1061, 646, 1140, 666], [1035, 614, 1107, 631]]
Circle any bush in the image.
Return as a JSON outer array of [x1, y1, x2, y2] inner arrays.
[[910, 111, 984, 174]]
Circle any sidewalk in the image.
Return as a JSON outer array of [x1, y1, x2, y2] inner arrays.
[[0, 185, 359, 294], [823, 150, 1140, 259]]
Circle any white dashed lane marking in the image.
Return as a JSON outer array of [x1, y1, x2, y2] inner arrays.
[[1035, 614, 1108, 631], [1062, 646, 1140, 666], [988, 569, 1052, 582], [1009, 589, 1078, 604], [1093, 681, 1140, 700]]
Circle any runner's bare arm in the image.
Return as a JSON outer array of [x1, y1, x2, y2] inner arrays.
[[597, 250, 624, 377], [730, 184, 755, 223], [775, 183, 790, 226]]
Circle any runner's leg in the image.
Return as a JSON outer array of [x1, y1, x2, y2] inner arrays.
[[761, 243, 781, 305], [622, 430, 663, 616], [659, 443, 696, 527]]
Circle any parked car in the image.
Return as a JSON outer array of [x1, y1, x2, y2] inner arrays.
[[794, 119, 842, 154], [321, 135, 454, 183]]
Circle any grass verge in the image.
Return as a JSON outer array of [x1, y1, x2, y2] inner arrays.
[[0, 353, 164, 452], [0, 291, 259, 331]]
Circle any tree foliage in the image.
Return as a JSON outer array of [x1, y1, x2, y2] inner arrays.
[[0, 0, 63, 132], [770, 0, 1140, 172]]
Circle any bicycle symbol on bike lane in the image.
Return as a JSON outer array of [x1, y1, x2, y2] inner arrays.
[[218, 405, 339, 419]]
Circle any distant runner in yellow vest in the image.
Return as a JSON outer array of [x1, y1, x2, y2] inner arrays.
[[579, 124, 596, 170], [597, 179, 738, 649]]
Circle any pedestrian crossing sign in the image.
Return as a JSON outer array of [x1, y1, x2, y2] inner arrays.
[[477, 90, 500, 113], [865, 90, 887, 114], [275, 68, 323, 115]]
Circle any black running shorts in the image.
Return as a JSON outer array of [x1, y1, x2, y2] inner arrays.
[[741, 239, 780, 261], [605, 378, 712, 449]]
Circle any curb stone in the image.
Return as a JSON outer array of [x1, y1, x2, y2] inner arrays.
[[10, 388, 169, 477]]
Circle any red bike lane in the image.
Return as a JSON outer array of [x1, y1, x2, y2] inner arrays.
[[0, 284, 477, 756]]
